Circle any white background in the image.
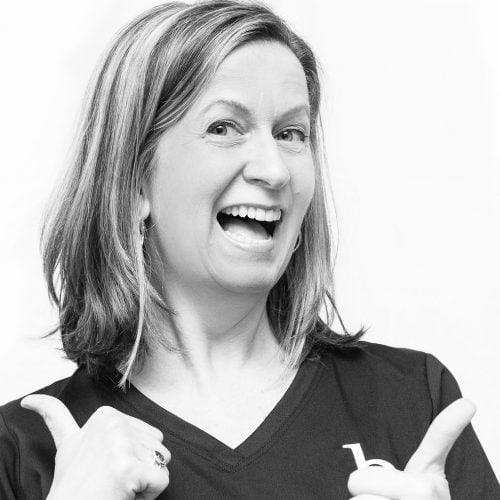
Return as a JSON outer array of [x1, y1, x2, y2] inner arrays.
[[0, 0, 498, 477]]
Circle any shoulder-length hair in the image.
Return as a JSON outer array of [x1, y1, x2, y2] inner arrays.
[[43, 0, 364, 388]]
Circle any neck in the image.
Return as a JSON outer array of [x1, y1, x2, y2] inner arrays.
[[132, 279, 289, 395]]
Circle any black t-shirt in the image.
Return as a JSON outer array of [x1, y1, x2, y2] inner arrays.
[[0, 342, 498, 499]]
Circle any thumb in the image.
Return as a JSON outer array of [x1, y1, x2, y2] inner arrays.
[[405, 398, 476, 474], [21, 394, 80, 449]]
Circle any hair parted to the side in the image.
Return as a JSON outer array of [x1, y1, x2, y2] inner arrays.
[[42, 0, 365, 389]]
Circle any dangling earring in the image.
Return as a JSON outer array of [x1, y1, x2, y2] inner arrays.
[[139, 220, 146, 246], [292, 231, 302, 253]]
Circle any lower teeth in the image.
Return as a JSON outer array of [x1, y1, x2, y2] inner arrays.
[[225, 230, 270, 243]]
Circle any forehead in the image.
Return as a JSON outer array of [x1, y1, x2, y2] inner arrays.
[[195, 40, 310, 114]]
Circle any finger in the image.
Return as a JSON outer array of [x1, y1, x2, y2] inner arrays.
[[134, 446, 171, 500], [136, 465, 170, 500], [405, 398, 476, 474], [349, 467, 417, 498], [138, 440, 172, 466], [126, 414, 164, 443], [349, 495, 391, 500], [88, 406, 164, 443], [21, 394, 79, 449], [349, 466, 450, 499]]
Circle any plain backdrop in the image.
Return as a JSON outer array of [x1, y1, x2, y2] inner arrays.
[[0, 0, 498, 476]]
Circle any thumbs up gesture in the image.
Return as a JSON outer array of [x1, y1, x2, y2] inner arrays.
[[347, 398, 476, 500], [21, 395, 171, 500]]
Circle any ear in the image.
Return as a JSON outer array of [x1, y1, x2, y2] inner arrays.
[[139, 186, 151, 221]]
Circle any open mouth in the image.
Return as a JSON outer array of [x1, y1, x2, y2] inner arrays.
[[216, 206, 281, 242]]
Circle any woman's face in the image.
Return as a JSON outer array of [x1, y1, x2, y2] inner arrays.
[[145, 41, 315, 296]]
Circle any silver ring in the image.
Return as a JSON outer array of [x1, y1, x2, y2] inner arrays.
[[152, 449, 168, 469]]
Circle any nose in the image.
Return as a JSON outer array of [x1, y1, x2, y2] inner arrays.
[[242, 134, 291, 190]]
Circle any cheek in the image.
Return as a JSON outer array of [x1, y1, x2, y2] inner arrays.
[[148, 163, 228, 249], [149, 145, 213, 221], [292, 157, 316, 215]]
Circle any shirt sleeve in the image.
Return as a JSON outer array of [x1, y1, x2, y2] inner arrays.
[[0, 409, 20, 500], [425, 353, 500, 499]]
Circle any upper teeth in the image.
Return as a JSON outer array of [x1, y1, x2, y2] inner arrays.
[[221, 205, 281, 222]]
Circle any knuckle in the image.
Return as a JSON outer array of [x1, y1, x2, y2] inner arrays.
[[111, 454, 136, 481], [140, 421, 163, 441], [347, 469, 362, 492], [162, 447, 172, 462], [154, 428, 164, 442], [413, 477, 436, 497], [92, 411, 130, 435], [122, 474, 140, 493], [94, 405, 116, 418], [112, 437, 134, 455], [89, 406, 120, 427], [157, 467, 170, 488], [105, 417, 125, 433]]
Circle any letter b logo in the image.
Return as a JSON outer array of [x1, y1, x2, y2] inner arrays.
[[342, 443, 395, 470]]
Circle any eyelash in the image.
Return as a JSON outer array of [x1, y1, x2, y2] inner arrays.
[[275, 128, 307, 142], [206, 121, 308, 142], [207, 120, 241, 136]]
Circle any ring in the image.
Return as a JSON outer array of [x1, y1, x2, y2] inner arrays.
[[152, 449, 168, 469]]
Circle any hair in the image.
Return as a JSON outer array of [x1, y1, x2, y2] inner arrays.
[[42, 0, 365, 388]]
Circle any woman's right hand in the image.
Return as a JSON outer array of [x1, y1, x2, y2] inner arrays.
[[20, 395, 170, 500]]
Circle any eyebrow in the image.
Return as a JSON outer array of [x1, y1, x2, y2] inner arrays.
[[200, 99, 311, 121]]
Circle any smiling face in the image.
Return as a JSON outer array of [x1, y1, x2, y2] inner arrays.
[[144, 41, 315, 297]]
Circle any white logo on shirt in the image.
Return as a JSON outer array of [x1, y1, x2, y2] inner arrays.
[[342, 443, 396, 470]]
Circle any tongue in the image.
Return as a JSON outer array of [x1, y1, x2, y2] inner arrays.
[[220, 217, 269, 240]]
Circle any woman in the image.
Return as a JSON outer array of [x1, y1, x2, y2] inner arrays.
[[0, 1, 498, 498]]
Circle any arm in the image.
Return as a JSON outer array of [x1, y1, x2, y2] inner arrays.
[[348, 353, 500, 500], [21, 395, 171, 500], [425, 354, 500, 498], [0, 409, 20, 500]]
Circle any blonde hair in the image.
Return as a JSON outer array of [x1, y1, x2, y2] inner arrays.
[[42, 0, 364, 388]]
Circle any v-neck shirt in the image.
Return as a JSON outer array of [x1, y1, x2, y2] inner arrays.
[[1, 341, 498, 499], [109, 354, 322, 470]]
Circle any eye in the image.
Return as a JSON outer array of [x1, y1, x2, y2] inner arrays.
[[275, 128, 306, 142], [207, 120, 241, 137]]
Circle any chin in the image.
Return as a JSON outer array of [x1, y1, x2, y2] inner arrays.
[[211, 265, 284, 295]]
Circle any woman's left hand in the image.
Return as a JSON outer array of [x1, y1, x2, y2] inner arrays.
[[347, 398, 476, 500]]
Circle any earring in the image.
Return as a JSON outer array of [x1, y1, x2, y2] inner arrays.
[[140, 220, 146, 246], [292, 231, 302, 253]]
